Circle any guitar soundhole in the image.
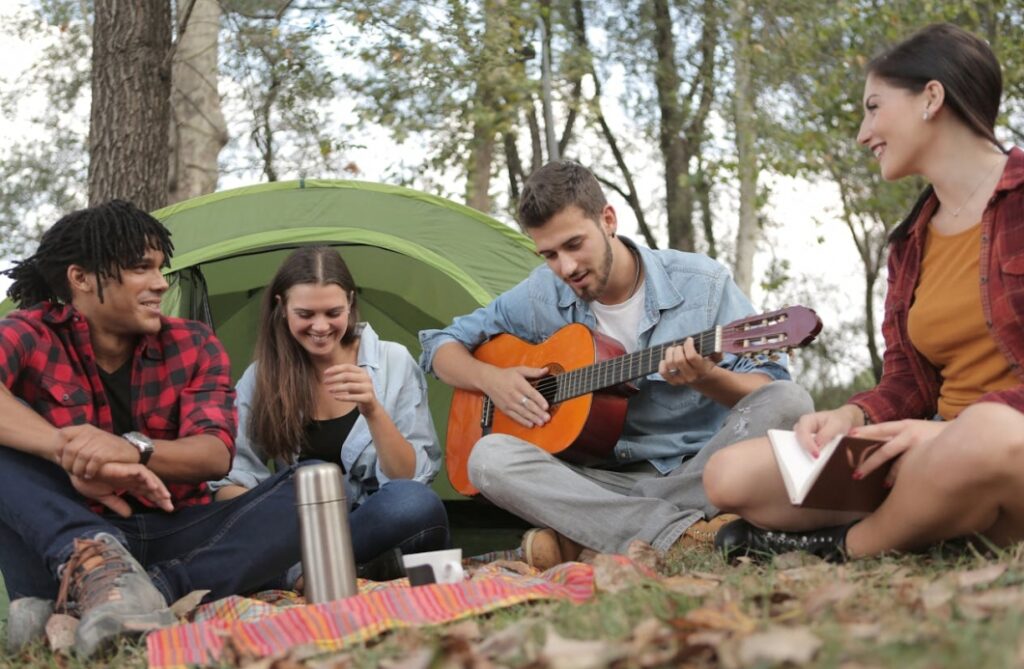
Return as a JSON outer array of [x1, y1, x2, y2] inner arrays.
[[534, 362, 565, 414]]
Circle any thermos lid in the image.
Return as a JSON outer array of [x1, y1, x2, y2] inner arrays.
[[295, 462, 347, 505]]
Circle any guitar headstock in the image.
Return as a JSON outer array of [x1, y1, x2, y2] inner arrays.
[[720, 306, 823, 358]]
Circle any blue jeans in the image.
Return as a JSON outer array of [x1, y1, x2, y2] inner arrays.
[[0, 446, 302, 604], [349, 479, 450, 562]]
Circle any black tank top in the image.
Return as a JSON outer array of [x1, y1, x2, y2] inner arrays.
[[298, 408, 360, 471]]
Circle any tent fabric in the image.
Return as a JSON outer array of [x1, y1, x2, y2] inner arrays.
[[154, 180, 541, 498]]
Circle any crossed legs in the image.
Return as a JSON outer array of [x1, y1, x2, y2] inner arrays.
[[703, 401, 1024, 557]]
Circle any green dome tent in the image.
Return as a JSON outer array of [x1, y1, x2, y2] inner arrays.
[[155, 180, 541, 498], [3, 180, 542, 499]]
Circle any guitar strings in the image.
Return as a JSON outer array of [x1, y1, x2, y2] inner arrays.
[[521, 317, 792, 404], [526, 328, 721, 401]]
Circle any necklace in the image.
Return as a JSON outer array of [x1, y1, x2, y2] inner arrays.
[[950, 158, 1003, 217], [626, 246, 643, 298]]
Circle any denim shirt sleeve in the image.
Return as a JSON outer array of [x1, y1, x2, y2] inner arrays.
[[208, 363, 273, 491], [368, 342, 441, 490], [419, 276, 539, 375]]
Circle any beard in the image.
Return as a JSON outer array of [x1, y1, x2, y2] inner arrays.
[[572, 235, 614, 302]]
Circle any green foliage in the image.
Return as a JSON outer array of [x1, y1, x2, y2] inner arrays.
[[220, 1, 350, 181], [0, 1, 91, 257], [336, 0, 540, 193]]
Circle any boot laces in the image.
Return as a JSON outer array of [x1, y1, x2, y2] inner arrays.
[[55, 537, 134, 617]]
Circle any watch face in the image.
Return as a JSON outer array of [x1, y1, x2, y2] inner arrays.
[[124, 432, 154, 464]]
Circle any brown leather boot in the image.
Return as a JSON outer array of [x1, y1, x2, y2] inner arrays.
[[521, 528, 584, 570], [675, 514, 741, 550]]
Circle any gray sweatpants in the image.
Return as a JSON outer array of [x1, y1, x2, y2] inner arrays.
[[467, 380, 813, 553]]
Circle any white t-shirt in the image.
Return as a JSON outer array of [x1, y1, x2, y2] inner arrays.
[[589, 280, 646, 353]]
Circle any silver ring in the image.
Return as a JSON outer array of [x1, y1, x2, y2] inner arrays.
[[520, 396, 529, 406], [669, 368, 679, 375]]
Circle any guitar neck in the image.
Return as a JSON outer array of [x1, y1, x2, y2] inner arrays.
[[550, 326, 721, 403]]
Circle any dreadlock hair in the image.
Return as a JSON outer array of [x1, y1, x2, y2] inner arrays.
[[4, 200, 174, 308], [248, 246, 361, 463]]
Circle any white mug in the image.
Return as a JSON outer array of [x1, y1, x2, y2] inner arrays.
[[401, 548, 464, 585]]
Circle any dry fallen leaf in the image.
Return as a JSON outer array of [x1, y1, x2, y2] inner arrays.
[[736, 626, 822, 667], [683, 601, 757, 634], [956, 564, 1007, 590], [629, 618, 678, 667], [380, 647, 434, 669], [626, 539, 662, 574], [777, 563, 834, 584], [772, 551, 824, 570], [540, 628, 628, 669], [957, 586, 1024, 620], [443, 619, 482, 642], [802, 580, 857, 616], [662, 574, 720, 597], [304, 651, 356, 669], [691, 570, 725, 582], [918, 580, 955, 615], [475, 620, 535, 664], [170, 589, 211, 619], [841, 622, 883, 640], [591, 554, 648, 593], [45, 613, 77, 654]]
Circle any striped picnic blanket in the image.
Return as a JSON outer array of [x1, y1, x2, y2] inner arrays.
[[147, 559, 599, 668]]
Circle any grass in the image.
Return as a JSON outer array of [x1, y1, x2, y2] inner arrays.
[[5, 540, 1024, 668]]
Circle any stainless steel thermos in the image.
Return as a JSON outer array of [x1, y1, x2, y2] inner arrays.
[[295, 463, 358, 603]]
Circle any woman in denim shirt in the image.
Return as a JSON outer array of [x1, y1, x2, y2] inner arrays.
[[212, 247, 448, 576]]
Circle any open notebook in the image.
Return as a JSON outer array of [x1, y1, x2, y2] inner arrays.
[[768, 429, 891, 512]]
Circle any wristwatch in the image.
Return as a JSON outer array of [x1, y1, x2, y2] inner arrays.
[[123, 431, 155, 466]]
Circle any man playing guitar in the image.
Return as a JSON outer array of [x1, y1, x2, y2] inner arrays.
[[419, 160, 813, 567]]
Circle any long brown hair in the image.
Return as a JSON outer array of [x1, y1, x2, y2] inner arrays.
[[248, 246, 361, 462], [869, 23, 1008, 242]]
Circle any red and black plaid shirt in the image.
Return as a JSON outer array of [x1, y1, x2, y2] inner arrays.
[[0, 302, 237, 509], [851, 146, 1024, 421]]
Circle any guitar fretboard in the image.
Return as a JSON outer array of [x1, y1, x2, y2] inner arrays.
[[536, 326, 722, 404]]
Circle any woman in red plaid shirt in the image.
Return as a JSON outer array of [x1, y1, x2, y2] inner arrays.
[[702, 23, 1024, 561]]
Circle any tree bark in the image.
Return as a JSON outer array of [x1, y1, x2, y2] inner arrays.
[[89, 1, 173, 211], [731, 0, 758, 295], [652, 0, 717, 252], [168, 0, 227, 204], [464, 0, 503, 212], [652, 0, 691, 250]]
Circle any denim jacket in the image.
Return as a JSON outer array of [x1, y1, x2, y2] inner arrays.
[[419, 238, 789, 474], [211, 323, 441, 504]]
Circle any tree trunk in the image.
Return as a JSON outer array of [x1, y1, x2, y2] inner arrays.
[[89, 1, 172, 211], [731, 0, 758, 296], [652, 0, 692, 251], [864, 265, 883, 382], [465, 0, 504, 213], [466, 124, 496, 212], [168, 0, 227, 205]]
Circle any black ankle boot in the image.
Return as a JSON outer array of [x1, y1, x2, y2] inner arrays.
[[714, 518, 853, 563]]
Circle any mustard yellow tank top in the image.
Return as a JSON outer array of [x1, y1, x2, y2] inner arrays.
[[907, 223, 1017, 419]]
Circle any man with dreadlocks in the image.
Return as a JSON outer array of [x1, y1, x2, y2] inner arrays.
[[0, 200, 301, 657]]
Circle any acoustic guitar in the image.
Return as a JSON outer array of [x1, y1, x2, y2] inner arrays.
[[445, 306, 822, 495]]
